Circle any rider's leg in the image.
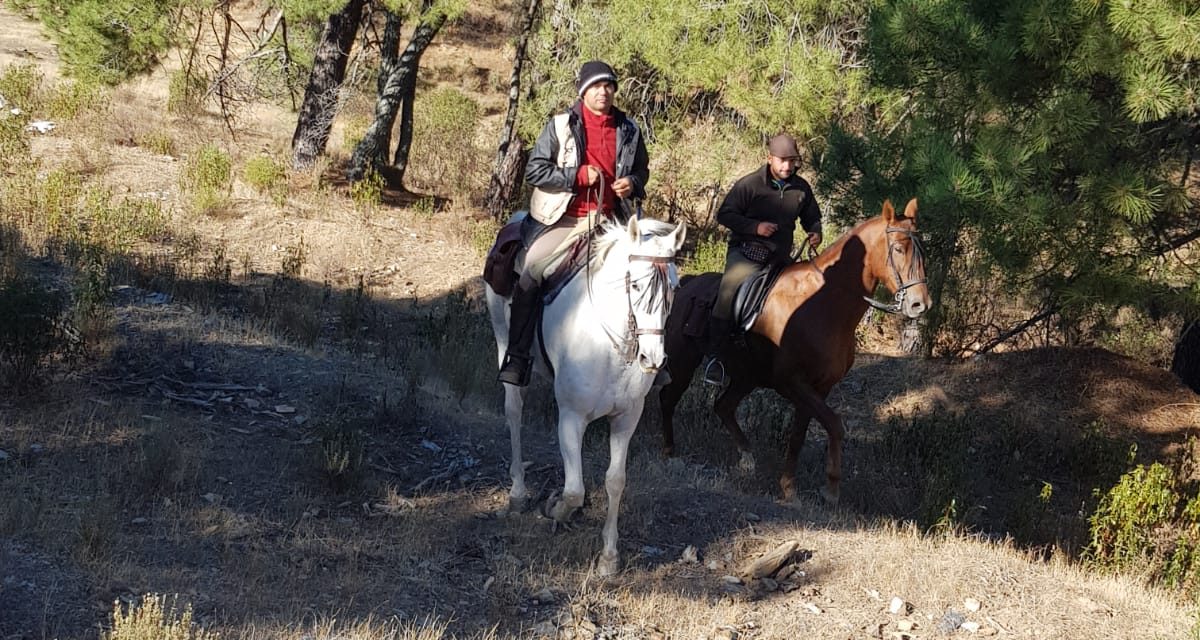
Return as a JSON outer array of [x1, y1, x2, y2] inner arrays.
[[704, 248, 757, 385], [497, 215, 594, 386]]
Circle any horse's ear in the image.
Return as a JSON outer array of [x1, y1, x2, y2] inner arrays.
[[882, 199, 895, 224], [671, 222, 687, 252], [903, 198, 918, 223], [628, 216, 640, 243]]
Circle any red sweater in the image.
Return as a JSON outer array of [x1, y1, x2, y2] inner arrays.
[[567, 108, 618, 218]]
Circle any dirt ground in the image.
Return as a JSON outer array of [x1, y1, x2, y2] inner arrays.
[[1, 4, 1199, 640]]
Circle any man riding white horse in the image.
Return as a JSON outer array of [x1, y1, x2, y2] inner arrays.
[[497, 60, 651, 386]]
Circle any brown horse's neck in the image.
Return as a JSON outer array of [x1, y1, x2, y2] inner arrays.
[[810, 215, 886, 301]]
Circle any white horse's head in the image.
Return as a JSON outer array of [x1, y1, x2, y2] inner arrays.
[[622, 217, 686, 372]]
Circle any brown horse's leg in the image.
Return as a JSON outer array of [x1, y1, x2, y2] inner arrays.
[[658, 343, 703, 457], [779, 405, 813, 502], [714, 380, 755, 470], [779, 384, 844, 505]]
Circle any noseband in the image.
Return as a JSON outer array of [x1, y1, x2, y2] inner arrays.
[[864, 226, 927, 314]]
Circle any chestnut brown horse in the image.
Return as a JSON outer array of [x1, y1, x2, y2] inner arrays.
[[658, 198, 931, 505]]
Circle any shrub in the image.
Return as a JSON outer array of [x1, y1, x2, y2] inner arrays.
[[243, 154, 288, 205], [104, 593, 217, 640], [181, 144, 231, 214], [138, 130, 175, 156], [0, 273, 65, 389], [0, 63, 44, 113], [318, 419, 366, 493], [410, 87, 481, 200], [1087, 461, 1200, 595], [350, 167, 384, 212], [0, 111, 30, 171], [46, 78, 108, 120], [683, 233, 727, 275]]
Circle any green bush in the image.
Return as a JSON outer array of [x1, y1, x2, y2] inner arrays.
[[0, 273, 65, 389], [138, 130, 175, 156], [181, 144, 231, 214], [46, 78, 108, 120], [1087, 461, 1200, 595], [350, 167, 384, 212], [243, 154, 288, 205], [167, 70, 206, 114], [0, 112, 30, 171], [684, 234, 727, 275], [411, 87, 481, 200], [0, 63, 44, 113]]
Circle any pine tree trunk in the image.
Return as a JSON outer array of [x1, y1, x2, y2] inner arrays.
[[485, 0, 540, 220], [347, 10, 447, 185], [372, 11, 404, 164], [290, 0, 366, 170], [1172, 320, 1200, 393]]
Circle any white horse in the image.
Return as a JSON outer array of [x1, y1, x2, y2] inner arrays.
[[486, 216, 686, 576]]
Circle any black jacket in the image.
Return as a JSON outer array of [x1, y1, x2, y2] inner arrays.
[[525, 102, 650, 221], [716, 165, 822, 257]]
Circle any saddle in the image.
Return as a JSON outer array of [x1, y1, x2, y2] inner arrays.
[[678, 262, 789, 341], [480, 211, 592, 304]]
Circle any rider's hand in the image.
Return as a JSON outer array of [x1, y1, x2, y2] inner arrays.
[[583, 165, 600, 186], [808, 231, 822, 249], [612, 177, 633, 198], [756, 221, 778, 237]]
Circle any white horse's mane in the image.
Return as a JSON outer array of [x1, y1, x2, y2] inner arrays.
[[589, 218, 677, 262]]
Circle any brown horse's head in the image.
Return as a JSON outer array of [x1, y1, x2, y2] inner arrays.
[[877, 198, 932, 319]]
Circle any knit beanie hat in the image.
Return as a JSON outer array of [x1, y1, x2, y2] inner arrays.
[[576, 60, 618, 96]]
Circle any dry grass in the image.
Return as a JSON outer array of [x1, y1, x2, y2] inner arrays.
[[0, 3, 1198, 640]]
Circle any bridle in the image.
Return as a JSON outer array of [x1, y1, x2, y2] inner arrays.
[[587, 239, 676, 365], [864, 225, 927, 314]]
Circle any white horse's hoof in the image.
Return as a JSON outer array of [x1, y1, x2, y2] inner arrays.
[[737, 451, 757, 473], [597, 553, 620, 576]]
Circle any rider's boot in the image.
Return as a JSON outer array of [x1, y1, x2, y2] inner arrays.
[[701, 316, 731, 386], [498, 283, 541, 386]]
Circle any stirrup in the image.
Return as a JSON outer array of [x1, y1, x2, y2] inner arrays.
[[498, 354, 532, 387], [701, 356, 727, 387]]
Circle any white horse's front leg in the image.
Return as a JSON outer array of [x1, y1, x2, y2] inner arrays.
[[550, 409, 587, 522], [599, 406, 640, 576], [504, 384, 530, 512]]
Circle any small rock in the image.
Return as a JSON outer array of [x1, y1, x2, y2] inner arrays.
[[937, 609, 966, 633], [420, 439, 442, 452], [803, 602, 823, 614], [680, 545, 699, 564], [865, 588, 882, 601], [130, 517, 148, 525], [244, 398, 261, 409], [641, 545, 664, 557], [201, 493, 221, 504], [888, 597, 906, 615], [896, 620, 916, 632], [532, 620, 556, 636], [707, 559, 723, 571], [744, 512, 761, 522], [533, 587, 557, 605], [964, 597, 981, 612], [962, 621, 981, 633], [274, 405, 295, 414], [29, 444, 44, 453]]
